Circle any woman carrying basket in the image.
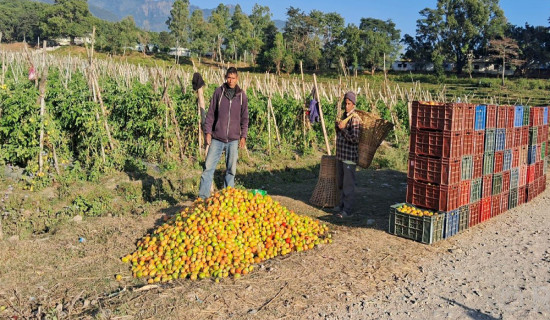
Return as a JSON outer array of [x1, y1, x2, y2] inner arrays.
[[333, 91, 361, 218]]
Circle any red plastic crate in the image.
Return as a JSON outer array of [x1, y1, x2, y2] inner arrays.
[[473, 154, 483, 179], [527, 164, 536, 183], [519, 165, 527, 186], [411, 101, 464, 131], [540, 125, 549, 144], [480, 197, 492, 222], [459, 180, 471, 207], [501, 191, 509, 213], [530, 108, 542, 127], [410, 129, 463, 158], [536, 161, 543, 179], [462, 130, 474, 155], [502, 171, 511, 193], [497, 106, 508, 128], [473, 131, 485, 155], [469, 201, 481, 227], [538, 125, 548, 144], [520, 127, 529, 146], [527, 182, 537, 202], [494, 151, 504, 173], [406, 179, 460, 211], [505, 128, 514, 149], [518, 185, 526, 205], [462, 103, 476, 130], [520, 145, 528, 166], [505, 106, 515, 128], [407, 153, 461, 185], [482, 174, 493, 198], [511, 147, 520, 168], [492, 194, 502, 217], [541, 175, 547, 192], [486, 105, 497, 128], [513, 128, 522, 148]]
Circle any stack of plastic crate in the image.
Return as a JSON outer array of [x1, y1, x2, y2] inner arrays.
[[526, 106, 548, 201], [406, 102, 473, 240]]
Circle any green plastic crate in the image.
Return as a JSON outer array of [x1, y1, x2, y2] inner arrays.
[[541, 142, 546, 160], [461, 155, 473, 180], [470, 178, 482, 203], [529, 127, 538, 146], [492, 173, 503, 195], [483, 152, 495, 175], [509, 188, 518, 209], [458, 205, 470, 233], [389, 204, 445, 244], [523, 106, 530, 126], [250, 189, 267, 196], [485, 129, 496, 152]]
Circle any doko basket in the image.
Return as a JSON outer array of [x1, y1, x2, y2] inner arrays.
[[309, 155, 341, 207], [354, 110, 394, 169]]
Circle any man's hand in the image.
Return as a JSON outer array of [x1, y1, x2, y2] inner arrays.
[[205, 133, 212, 146], [337, 121, 346, 130], [239, 137, 246, 149]]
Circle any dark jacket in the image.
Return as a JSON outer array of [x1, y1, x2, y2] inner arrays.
[[204, 84, 249, 142]]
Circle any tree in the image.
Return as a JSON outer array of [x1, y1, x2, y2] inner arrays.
[[189, 10, 214, 62], [166, 0, 190, 48], [359, 18, 401, 74], [208, 4, 231, 62], [342, 24, 362, 73], [249, 4, 272, 65], [320, 12, 345, 69], [509, 23, 550, 74], [228, 5, 253, 62], [266, 32, 286, 75], [114, 16, 140, 55], [488, 37, 522, 85], [406, 0, 506, 74], [40, 0, 91, 43], [0, 0, 47, 42]]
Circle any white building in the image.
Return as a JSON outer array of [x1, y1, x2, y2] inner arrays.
[[168, 47, 191, 57]]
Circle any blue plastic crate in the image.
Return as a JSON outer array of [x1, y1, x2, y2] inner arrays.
[[544, 106, 548, 125], [528, 145, 537, 165], [443, 210, 460, 239], [475, 105, 487, 130], [495, 129, 506, 151], [514, 106, 524, 127]]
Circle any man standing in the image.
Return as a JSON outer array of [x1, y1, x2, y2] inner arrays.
[[334, 91, 360, 218], [198, 67, 249, 199]]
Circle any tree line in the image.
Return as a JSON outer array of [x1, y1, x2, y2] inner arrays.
[[1, 0, 549, 75]]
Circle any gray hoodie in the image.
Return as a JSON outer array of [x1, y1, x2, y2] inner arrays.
[[204, 84, 249, 142]]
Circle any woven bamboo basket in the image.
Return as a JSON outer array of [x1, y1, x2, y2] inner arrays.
[[354, 110, 394, 169], [309, 155, 341, 207]]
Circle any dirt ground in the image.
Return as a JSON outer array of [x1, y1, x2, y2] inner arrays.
[[0, 162, 548, 319]]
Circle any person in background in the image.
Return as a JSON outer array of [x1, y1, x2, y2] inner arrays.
[[334, 91, 361, 218], [198, 67, 249, 199]]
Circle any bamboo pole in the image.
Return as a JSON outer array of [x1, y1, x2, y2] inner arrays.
[[268, 94, 281, 147], [37, 67, 48, 174], [300, 61, 307, 149], [313, 74, 331, 155]]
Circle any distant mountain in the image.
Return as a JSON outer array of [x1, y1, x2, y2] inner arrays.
[[33, 0, 285, 32]]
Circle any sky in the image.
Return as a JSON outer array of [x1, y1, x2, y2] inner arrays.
[[192, 0, 550, 37]]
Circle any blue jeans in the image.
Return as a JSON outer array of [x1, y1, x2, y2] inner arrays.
[[198, 139, 239, 199]]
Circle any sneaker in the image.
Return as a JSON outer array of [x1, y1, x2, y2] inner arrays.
[[336, 211, 354, 218], [332, 205, 343, 213]]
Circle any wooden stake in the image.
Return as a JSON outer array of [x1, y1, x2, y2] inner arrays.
[[313, 74, 331, 155]]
